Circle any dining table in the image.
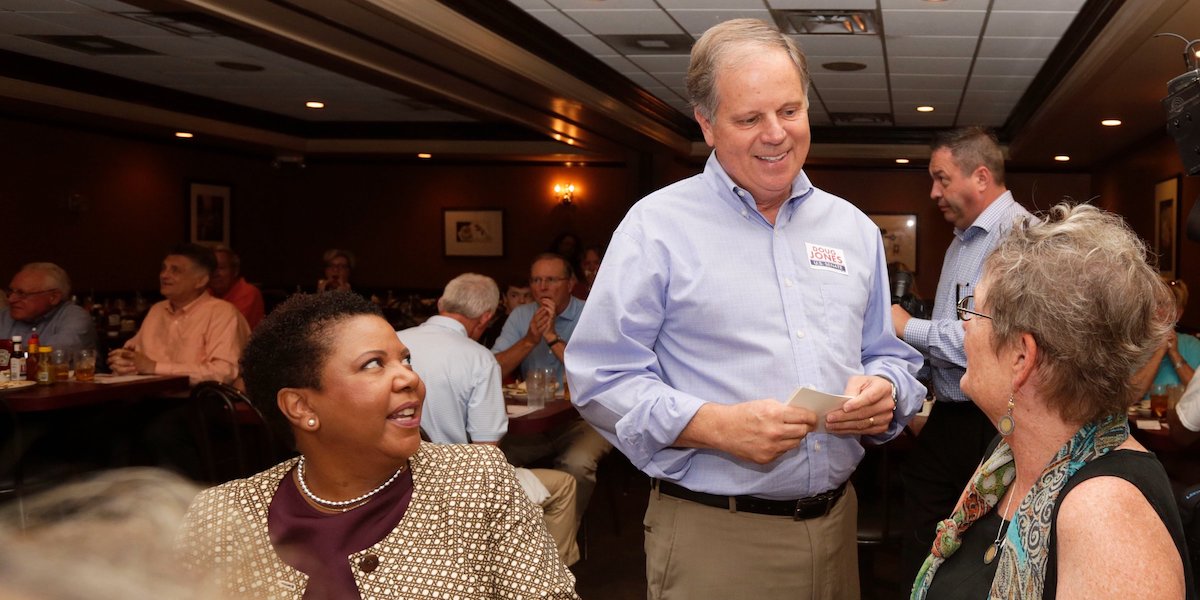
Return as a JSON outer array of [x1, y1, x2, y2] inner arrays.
[[504, 386, 579, 436], [1, 374, 190, 412]]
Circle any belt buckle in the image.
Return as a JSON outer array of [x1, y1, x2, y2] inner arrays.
[[792, 493, 832, 521]]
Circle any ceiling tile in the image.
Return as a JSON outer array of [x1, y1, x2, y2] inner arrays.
[[809, 71, 887, 89], [527, 9, 591, 35], [594, 54, 641, 73], [971, 57, 1044, 77], [623, 71, 664, 87], [989, 0, 1087, 12], [886, 35, 977, 57], [562, 9, 683, 35], [812, 54, 885, 74], [625, 53, 691, 72], [977, 36, 1059, 59], [986, 11, 1076, 38], [888, 56, 972, 76], [548, 0, 658, 8], [667, 9, 773, 36], [26, 11, 155, 37], [889, 73, 967, 91], [881, 10, 986, 37], [791, 34, 882, 57], [505, 0, 553, 8], [563, 33, 616, 54], [0, 12, 75, 35], [6, 0, 83, 11], [818, 88, 890, 103], [768, 0, 876, 9], [826, 100, 892, 112], [659, 0, 765, 7], [67, 0, 143, 10], [891, 89, 960, 104], [966, 75, 1034, 92], [880, 0, 990, 8], [955, 111, 1009, 127]]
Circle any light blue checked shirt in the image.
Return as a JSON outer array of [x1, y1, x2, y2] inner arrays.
[[901, 191, 1030, 403], [565, 153, 925, 500]]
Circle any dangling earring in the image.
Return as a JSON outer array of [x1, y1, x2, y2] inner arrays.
[[307, 417, 317, 428], [998, 393, 1016, 436]]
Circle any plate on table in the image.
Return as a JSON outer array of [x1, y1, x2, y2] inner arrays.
[[503, 385, 565, 400], [0, 379, 36, 392]]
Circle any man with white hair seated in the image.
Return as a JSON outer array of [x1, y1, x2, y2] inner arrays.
[[0, 262, 96, 356], [398, 273, 579, 566]]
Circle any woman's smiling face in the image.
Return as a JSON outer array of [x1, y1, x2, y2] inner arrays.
[[305, 314, 425, 461]]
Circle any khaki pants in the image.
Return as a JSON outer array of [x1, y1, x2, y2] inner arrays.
[[644, 482, 860, 600], [532, 468, 580, 567]]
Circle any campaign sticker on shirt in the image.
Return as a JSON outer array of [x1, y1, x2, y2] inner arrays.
[[805, 242, 848, 275]]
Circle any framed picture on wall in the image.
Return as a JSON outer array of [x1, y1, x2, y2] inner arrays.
[[868, 213, 918, 274], [444, 209, 504, 257], [188, 182, 231, 246], [1155, 176, 1180, 280]]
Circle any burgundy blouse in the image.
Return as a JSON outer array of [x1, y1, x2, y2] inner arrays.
[[268, 466, 414, 600]]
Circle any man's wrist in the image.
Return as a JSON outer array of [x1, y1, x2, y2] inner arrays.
[[547, 336, 565, 347]]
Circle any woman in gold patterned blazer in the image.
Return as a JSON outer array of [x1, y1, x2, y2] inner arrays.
[[178, 291, 578, 599]]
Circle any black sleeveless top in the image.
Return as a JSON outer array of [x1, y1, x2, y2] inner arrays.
[[927, 446, 1195, 599]]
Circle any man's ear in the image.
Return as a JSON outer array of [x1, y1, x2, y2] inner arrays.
[[695, 107, 716, 148]]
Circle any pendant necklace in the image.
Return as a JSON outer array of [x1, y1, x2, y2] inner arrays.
[[984, 483, 1018, 565]]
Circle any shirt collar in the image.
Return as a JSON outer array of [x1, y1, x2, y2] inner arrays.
[[24, 301, 67, 327], [955, 190, 1016, 240], [423, 315, 468, 337], [167, 291, 211, 315], [703, 152, 814, 225], [559, 296, 585, 322]]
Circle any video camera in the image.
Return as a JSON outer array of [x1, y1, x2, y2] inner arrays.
[[1161, 34, 1200, 241], [889, 268, 930, 320]]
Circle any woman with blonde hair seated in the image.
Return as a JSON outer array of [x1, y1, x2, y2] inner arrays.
[[912, 204, 1194, 599], [178, 291, 577, 599]]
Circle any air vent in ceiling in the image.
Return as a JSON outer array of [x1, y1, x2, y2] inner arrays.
[[829, 112, 893, 126], [595, 34, 694, 55], [773, 10, 879, 35]]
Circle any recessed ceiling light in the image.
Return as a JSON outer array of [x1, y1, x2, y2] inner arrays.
[[1054, 155, 1071, 162], [175, 131, 193, 139], [1100, 119, 1122, 126], [822, 61, 867, 72], [305, 101, 325, 109], [895, 158, 910, 164], [916, 105, 934, 113], [417, 153, 432, 159]]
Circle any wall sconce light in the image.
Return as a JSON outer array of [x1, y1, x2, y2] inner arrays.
[[554, 183, 576, 205]]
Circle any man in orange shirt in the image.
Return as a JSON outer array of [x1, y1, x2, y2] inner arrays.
[[209, 245, 265, 329], [108, 244, 249, 385]]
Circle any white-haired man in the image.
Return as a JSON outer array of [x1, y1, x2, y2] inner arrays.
[[1, 262, 96, 356], [398, 273, 579, 566]]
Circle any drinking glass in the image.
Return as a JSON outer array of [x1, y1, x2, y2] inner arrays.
[[1150, 383, 1169, 418], [526, 367, 557, 410], [75, 348, 96, 382]]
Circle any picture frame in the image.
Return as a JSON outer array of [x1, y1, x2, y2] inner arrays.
[[188, 182, 231, 246], [1154, 176, 1180, 280], [868, 213, 918, 274], [444, 209, 504, 257]]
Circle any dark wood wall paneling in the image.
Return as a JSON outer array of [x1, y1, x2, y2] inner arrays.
[[11, 115, 1194, 328]]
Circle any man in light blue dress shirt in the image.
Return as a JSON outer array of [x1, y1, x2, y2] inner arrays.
[[565, 19, 924, 599], [890, 127, 1031, 579], [493, 253, 611, 518]]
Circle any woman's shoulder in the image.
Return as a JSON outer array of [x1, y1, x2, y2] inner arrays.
[[412, 442, 510, 470]]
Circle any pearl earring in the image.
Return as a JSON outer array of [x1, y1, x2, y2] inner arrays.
[[307, 417, 317, 428]]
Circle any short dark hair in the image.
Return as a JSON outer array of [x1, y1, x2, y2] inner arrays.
[[240, 291, 381, 448], [168, 243, 217, 276], [931, 126, 1006, 187], [532, 252, 575, 279]]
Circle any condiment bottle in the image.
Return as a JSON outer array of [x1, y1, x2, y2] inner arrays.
[[36, 346, 52, 385], [25, 333, 39, 382]]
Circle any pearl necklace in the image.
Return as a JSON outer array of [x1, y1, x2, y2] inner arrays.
[[297, 455, 405, 510]]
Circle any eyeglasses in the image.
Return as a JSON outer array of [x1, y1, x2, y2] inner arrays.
[[530, 276, 569, 286], [6, 289, 55, 300], [956, 295, 992, 322]]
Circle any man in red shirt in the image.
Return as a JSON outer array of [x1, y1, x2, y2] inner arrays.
[[210, 245, 265, 330]]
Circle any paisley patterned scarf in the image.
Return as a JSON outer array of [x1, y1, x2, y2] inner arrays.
[[911, 413, 1129, 599]]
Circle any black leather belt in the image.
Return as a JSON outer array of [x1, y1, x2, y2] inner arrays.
[[656, 480, 847, 521]]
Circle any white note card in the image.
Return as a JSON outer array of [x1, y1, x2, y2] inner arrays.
[[786, 387, 852, 433]]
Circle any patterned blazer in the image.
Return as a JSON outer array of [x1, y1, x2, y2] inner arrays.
[[178, 443, 579, 599]]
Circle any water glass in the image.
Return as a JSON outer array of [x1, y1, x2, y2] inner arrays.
[[525, 367, 553, 410], [1150, 383, 1169, 418], [75, 348, 96, 382]]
